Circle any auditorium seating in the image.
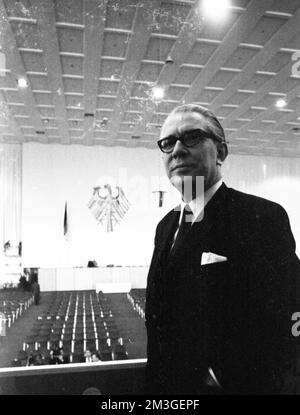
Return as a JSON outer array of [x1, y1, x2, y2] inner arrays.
[[127, 289, 145, 320], [20, 290, 129, 364], [0, 290, 34, 330]]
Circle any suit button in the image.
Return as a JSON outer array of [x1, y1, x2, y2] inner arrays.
[[152, 314, 157, 319]]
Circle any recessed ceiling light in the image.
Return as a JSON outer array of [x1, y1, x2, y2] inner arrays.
[[202, 0, 231, 21], [151, 86, 165, 101], [17, 78, 28, 88], [275, 98, 287, 108]]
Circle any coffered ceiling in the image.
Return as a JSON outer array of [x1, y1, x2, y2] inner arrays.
[[1, 0, 300, 157]]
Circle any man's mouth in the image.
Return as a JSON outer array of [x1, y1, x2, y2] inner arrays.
[[171, 164, 192, 172]]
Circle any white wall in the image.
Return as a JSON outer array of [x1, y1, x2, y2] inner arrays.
[[22, 143, 178, 268], [22, 143, 300, 268]]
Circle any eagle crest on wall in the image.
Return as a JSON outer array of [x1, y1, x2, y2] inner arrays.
[[87, 185, 130, 232]]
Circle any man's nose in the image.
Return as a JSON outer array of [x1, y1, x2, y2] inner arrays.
[[172, 138, 188, 157]]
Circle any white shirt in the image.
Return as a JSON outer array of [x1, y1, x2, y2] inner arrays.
[[179, 179, 223, 224], [171, 179, 223, 246]]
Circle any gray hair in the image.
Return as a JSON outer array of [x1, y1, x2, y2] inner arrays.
[[167, 103, 226, 143]]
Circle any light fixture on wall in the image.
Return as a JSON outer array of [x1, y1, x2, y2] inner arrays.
[[87, 184, 130, 232], [152, 152, 166, 208], [152, 189, 166, 207]]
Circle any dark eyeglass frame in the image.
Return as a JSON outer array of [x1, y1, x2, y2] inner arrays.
[[157, 128, 220, 153]]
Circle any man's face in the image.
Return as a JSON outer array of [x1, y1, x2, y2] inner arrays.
[[160, 111, 221, 195]]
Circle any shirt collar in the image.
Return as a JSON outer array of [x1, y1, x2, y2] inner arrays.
[[179, 179, 223, 224]]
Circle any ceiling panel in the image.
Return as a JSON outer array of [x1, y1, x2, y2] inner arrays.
[[28, 75, 51, 91], [1, 0, 300, 157], [97, 80, 119, 96], [20, 51, 47, 72], [242, 73, 275, 91], [66, 108, 83, 119], [54, 0, 83, 24], [63, 77, 83, 93], [246, 15, 289, 46], [269, 0, 300, 15], [151, 1, 191, 36], [223, 47, 258, 70], [208, 70, 237, 89], [34, 92, 54, 106], [136, 62, 163, 83], [143, 37, 175, 61], [10, 22, 41, 50], [225, 90, 254, 106], [3, 0, 32, 17], [261, 52, 293, 74], [57, 27, 84, 53], [185, 42, 218, 66], [167, 85, 188, 101], [99, 59, 123, 79], [61, 55, 83, 76], [105, 0, 138, 31], [102, 32, 129, 57], [4, 90, 24, 103], [172, 66, 200, 85]]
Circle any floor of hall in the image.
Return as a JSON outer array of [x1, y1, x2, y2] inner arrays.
[[0, 291, 147, 368]]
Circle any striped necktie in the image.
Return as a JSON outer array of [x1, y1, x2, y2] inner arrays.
[[170, 205, 193, 254]]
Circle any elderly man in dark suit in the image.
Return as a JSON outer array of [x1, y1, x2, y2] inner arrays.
[[145, 103, 300, 395]]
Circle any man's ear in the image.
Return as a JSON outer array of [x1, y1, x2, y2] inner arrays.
[[217, 142, 228, 163]]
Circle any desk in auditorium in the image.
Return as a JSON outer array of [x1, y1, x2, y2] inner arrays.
[[38, 266, 149, 292]]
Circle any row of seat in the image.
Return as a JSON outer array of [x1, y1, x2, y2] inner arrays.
[[22, 290, 128, 362], [127, 289, 146, 320], [0, 290, 34, 330]]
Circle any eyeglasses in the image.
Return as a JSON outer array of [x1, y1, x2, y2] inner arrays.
[[157, 128, 218, 153]]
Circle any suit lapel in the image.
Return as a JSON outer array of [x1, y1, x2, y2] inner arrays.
[[167, 183, 228, 269], [156, 208, 180, 263]]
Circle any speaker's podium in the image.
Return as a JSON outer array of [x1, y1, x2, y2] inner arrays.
[[0, 359, 146, 395]]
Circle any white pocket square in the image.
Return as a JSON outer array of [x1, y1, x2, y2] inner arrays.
[[201, 252, 227, 265]]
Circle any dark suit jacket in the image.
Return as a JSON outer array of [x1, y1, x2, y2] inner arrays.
[[145, 183, 300, 395]]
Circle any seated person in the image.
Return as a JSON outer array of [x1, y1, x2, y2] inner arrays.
[[112, 337, 128, 360], [26, 350, 36, 366], [91, 351, 101, 362], [87, 260, 98, 268], [45, 348, 58, 365], [80, 348, 93, 363], [33, 352, 46, 366], [55, 347, 70, 364]]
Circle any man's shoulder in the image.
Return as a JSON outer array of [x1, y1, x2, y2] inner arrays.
[[225, 186, 289, 225], [156, 207, 179, 228], [155, 185, 288, 230], [226, 186, 285, 212]]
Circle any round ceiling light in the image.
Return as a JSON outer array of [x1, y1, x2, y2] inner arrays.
[[202, 0, 231, 21], [17, 78, 28, 88], [275, 98, 287, 108], [151, 86, 165, 101]]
